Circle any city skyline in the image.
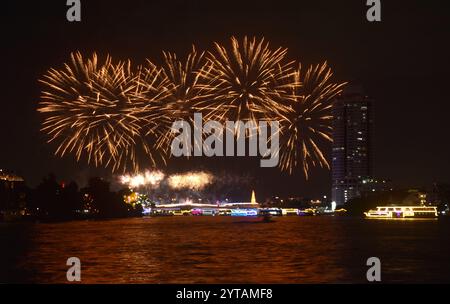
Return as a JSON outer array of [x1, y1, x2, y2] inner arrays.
[[1, 1, 450, 199]]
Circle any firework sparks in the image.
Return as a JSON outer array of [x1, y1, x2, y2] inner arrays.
[[38, 52, 167, 173], [132, 60, 173, 159], [120, 170, 165, 188], [201, 36, 297, 124], [161, 46, 215, 120], [167, 171, 213, 190], [279, 62, 347, 178], [156, 46, 216, 153], [37, 40, 347, 179]]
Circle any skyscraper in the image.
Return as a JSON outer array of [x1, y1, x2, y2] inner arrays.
[[331, 86, 374, 205]]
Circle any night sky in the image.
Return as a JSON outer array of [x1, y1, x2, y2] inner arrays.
[[1, 0, 449, 200]]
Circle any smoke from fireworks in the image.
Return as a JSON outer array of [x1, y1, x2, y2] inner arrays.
[[120, 170, 213, 191], [279, 62, 347, 178]]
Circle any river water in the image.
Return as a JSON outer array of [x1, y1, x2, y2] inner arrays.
[[1, 216, 449, 283]]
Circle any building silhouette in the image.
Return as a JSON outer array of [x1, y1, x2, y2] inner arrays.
[[331, 86, 374, 205], [0, 169, 26, 211]]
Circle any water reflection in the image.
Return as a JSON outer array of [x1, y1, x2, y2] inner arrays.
[[1, 217, 449, 283]]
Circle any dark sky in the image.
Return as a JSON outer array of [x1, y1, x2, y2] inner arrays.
[[1, 0, 449, 200]]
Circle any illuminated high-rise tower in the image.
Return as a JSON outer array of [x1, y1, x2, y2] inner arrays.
[[331, 86, 374, 205]]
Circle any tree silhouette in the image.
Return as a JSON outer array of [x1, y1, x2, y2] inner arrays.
[[83, 177, 128, 218]]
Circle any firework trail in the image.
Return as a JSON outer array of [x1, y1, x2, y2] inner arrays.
[[38, 52, 166, 173], [278, 62, 347, 178]]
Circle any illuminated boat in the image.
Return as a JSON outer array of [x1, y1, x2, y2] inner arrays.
[[364, 206, 438, 219], [231, 209, 259, 217]]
